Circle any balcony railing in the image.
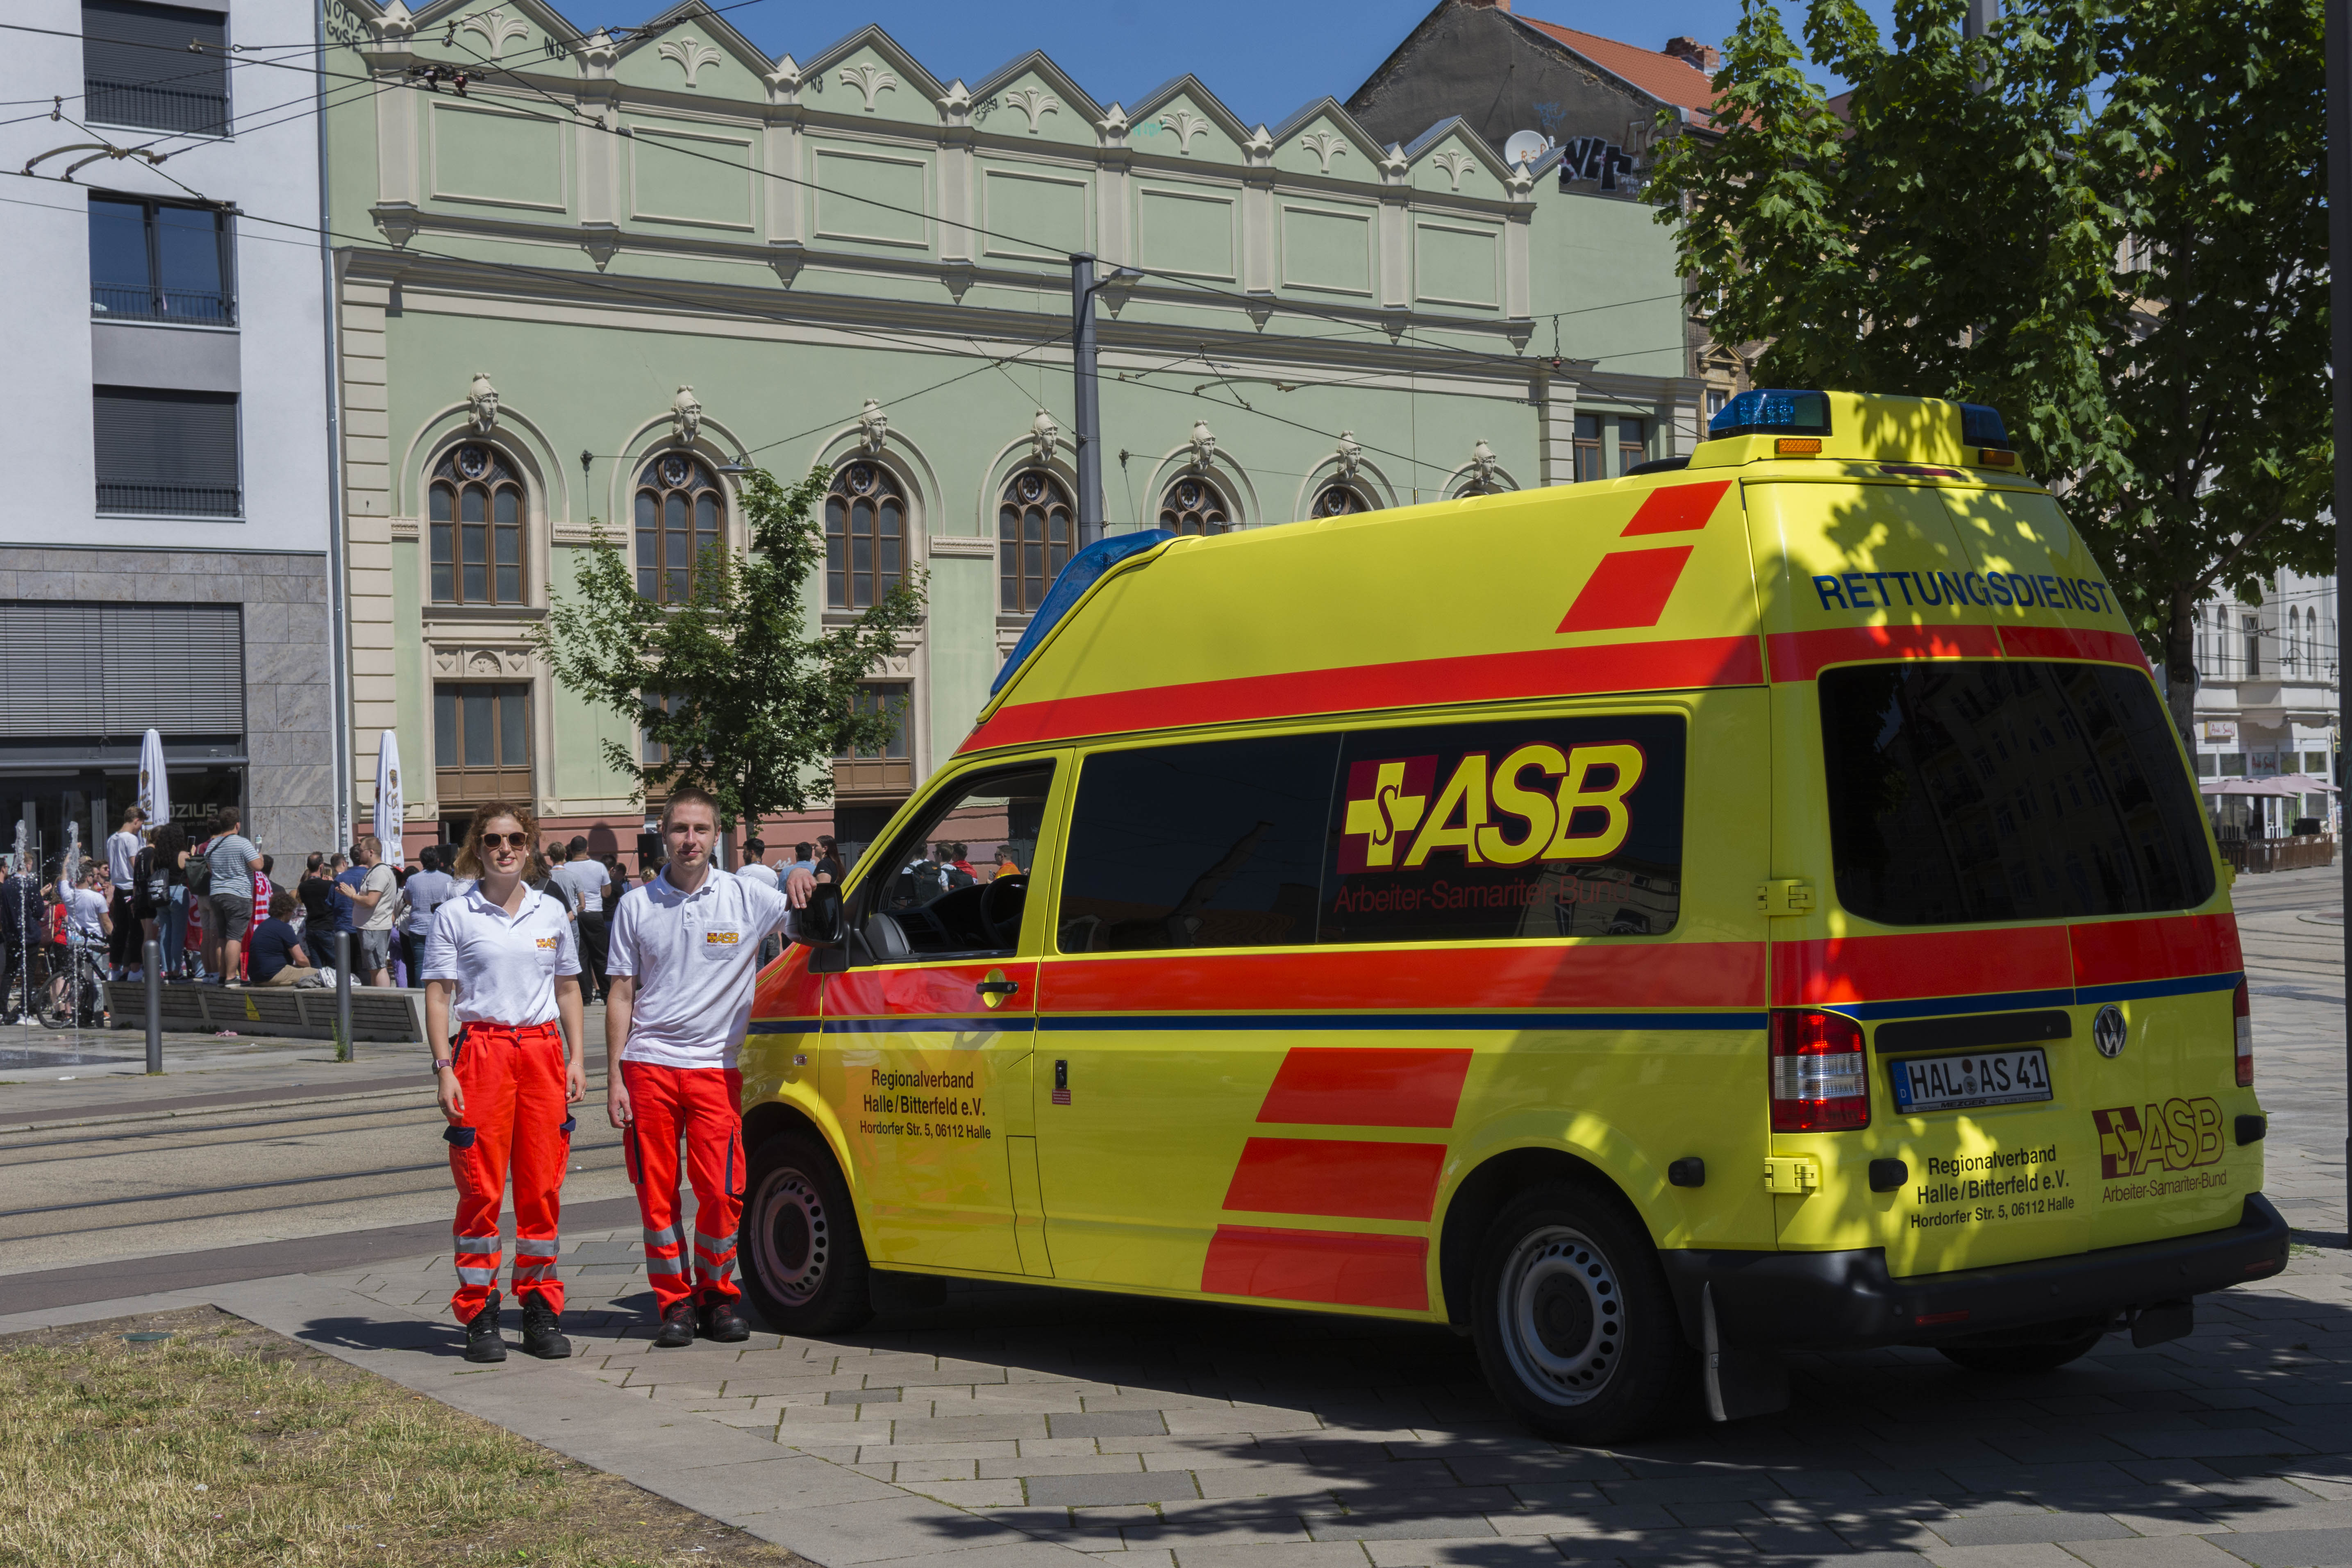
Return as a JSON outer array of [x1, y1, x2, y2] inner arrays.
[[96, 482, 240, 517], [83, 77, 228, 137], [91, 284, 235, 325]]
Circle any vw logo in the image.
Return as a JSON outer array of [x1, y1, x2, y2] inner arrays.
[[2092, 1004, 2127, 1059]]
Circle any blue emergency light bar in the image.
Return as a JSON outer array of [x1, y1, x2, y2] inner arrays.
[[1959, 403, 2011, 450], [989, 528, 1177, 696], [1708, 389, 1832, 440]]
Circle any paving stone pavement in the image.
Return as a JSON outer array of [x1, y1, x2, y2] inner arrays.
[[289, 866, 2352, 1568]]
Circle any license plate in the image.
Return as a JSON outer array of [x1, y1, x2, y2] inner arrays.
[[1888, 1048, 2054, 1114]]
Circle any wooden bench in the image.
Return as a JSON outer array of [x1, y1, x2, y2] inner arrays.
[[104, 982, 428, 1043]]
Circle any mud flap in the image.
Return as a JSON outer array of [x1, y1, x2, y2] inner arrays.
[[1703, 1282, 1791, 1422]]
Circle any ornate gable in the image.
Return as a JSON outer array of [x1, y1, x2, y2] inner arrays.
[[800, 26, 948, 126], [609, 2, 776, 102], [1127, 77, 1255, 166], [1267, 99, 1383, 182], [1400, 119, 1519, 199], [968, 53, 1103, 147], [404, 0, 581, 70]]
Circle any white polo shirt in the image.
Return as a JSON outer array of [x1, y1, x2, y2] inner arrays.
[[421, 884, 581, 1027], [607, 864, 798, 1070]]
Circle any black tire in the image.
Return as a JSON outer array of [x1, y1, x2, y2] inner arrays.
[[1938, 1332, 2104, 1374], [1470, 1182, 1700, 1445], [739, 1128, 872, 1335]]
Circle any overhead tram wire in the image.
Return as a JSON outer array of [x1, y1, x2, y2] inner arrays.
[[7, 18, 1659, 386]]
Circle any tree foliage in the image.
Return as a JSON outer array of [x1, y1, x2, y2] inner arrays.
[[1650, 0, 2328, 729], [532, 464, 927, 833]]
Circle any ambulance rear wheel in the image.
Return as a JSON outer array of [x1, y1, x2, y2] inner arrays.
[[742, 1130, 872, 1335], [1471, 1184, 1698, 1445], [1938, 1332, 2103, 1374]]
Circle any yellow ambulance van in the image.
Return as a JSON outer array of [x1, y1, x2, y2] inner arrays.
[[736, 390, 2284, 1442]]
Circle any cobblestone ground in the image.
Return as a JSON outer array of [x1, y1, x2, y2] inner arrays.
[[328, 867, 2352, 1568]]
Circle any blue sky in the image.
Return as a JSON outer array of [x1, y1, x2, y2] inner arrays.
[[561, 0, 1899, 128]]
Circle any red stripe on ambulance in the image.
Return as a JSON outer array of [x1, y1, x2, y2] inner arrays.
[[1556, 547, 1696, 634], [1254, 1045, 1472, 1127], [2068, 914, 2241, 986], [1766, 625, 2005, 681], [1618, 480, 1733, 536], [1200, 1225, 1429, 1311], [1222, 1137, 1448, 1221]]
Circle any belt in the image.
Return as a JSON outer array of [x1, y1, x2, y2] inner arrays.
[[459, 1020, 564, 1045]]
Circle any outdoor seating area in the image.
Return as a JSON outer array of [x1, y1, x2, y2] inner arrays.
[[98, 980, 427, 1043]]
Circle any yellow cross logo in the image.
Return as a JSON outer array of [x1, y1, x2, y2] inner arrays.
[[1342, 761, 1429, 870]]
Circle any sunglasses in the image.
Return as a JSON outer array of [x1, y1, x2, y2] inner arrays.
[[479, 832, 531, 850]]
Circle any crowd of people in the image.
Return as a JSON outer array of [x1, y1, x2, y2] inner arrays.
[[0, 807, 864, 1025]]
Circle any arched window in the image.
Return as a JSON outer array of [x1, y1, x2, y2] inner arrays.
[[635, 451, 723, 604], [428, 443, 525, 605], [1159, 475, 1229, 535], [2287, 607, 2301, 676], [999, 469, 1073, 614], [1309, 482, 1371, 519], [825, 461, 906, 609]]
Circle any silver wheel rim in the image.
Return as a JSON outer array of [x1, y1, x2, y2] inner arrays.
[[1496, 1223, 1624, 1407], [751, 1164, 830, 1307]]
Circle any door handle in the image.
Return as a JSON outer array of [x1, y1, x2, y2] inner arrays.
[[977, 980, 1020, 997]]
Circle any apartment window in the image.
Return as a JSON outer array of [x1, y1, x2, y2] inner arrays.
[[634, 451, 722, 604], [1159, 475, 1229, 536], [824, 461, 906, 610], [1573, 414, 1602, 483], [89, 195, 232, 323], [1618, 418, 1650, 475], [428, 444, 525, 605], [93, 386, 238, 516], [2243, 614, 2262, 679], [2307, 750, 2331, 777], [2287, 606, 2303, 676], [84, 0, 228, 136], [1310, 483, 1371, 518], [834, 682, 911, 797], [1705, 388, 1729, 420], [999, 470, 1073, 614], [432, 682, 531, 802], [640, 689, 684, 766]]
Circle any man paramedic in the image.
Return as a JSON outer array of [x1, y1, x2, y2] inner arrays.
[[605, 787, 817, 1347]]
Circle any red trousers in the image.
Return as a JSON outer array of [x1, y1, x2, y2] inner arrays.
[[620, 1060, 744, 1313], [448, 1020, 574, 1322]]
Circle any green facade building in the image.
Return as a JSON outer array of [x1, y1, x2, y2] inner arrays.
[[325, 0, 1699, 863]]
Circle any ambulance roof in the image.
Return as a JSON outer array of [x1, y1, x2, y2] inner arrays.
[[961, 393, 2146, 758]]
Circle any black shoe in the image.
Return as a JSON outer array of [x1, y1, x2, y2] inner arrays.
[[697, 1300, 750, 1342], [519, 1295, 571, 1360], [464, 1293, 507, 1363], [651, 1302, 695, 1348]]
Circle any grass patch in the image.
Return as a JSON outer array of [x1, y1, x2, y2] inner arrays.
[[0, 1306, 808, 1567]]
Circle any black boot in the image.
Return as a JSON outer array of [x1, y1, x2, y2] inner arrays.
[[519, 1294, 571, 1360], [697, 1299, 750, 1342], [651, 1301, 695, 1348], [464, 1292, 507, 1363]]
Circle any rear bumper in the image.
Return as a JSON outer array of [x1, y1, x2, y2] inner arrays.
[[1660, 1193, 2290, 1349]]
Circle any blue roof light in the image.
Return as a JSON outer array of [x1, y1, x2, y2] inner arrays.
[[989, 529, 1177, 696], [1959, 403, 2011, 450], [1708, 389, 1832, 440]]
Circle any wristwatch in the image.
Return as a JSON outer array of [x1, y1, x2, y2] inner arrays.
[[431, 1059, 455, 1076]]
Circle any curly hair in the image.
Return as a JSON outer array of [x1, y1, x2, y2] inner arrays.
[[450, 800, 538, 881]]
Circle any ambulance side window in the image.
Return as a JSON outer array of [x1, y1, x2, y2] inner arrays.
[[1320, 713, 1687, 943], [1057, 733, 1340, 953], [852, 764, 1055, 961]]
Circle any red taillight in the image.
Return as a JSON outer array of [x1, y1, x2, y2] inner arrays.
[[2234, 979, 2253, 1087], [1770, 1010, 1870, 1132]]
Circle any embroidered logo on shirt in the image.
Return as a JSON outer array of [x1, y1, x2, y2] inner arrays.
[[704, 931, 741, 944], [535, 936, 560, 950]]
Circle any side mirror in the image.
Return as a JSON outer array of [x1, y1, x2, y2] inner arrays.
[[801, 881, 845, 947]]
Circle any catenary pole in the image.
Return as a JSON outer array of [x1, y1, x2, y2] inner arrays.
[[2329, 0, 2352, 1232], [1070, 252, 1105, 548]]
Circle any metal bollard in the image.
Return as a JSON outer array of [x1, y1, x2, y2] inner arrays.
[[334, 931, 354, 1063], [143, 938, 161, 1075]]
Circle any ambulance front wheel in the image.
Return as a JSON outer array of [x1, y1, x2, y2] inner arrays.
[[1470, 1183, 1699, 1445], [742, 1130, 873, 1335]]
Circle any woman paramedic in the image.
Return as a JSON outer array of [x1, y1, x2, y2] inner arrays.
[[423, 801, 587, 1363]]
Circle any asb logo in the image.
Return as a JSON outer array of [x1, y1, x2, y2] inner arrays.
[[704, 930, 741, 945], [2094, 1098, 2224, 1179], [1339, 745, 1646, 874], [534, 936, 559, 950]]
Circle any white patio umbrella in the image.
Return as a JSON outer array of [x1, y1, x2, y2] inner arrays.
[[136, 727, 169, 833], [373, 730, 403, 853]]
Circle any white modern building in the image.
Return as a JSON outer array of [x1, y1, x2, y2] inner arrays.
[[0, 0, 344, 865], [2189, 570, 2340, 837]]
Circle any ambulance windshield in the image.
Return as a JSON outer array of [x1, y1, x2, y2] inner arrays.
[[1820, 660, 2214, 926]]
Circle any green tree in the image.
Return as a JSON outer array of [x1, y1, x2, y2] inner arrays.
[[1650, 0, 2328, 732], [532, 464, 927, 834]]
